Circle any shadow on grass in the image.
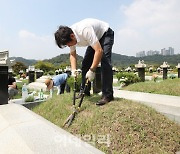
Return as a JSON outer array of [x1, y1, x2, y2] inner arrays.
[[86, 94, 100, 103], [87, 94, 123, 103]]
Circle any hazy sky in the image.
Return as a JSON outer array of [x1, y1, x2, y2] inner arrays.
[[0, 0, 180, 60]]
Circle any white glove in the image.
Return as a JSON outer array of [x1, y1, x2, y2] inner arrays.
[[71, 69, 77, 77], [86, 69, 95, 82]]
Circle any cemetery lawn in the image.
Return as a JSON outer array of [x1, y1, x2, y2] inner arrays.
[[32, 93, 180, 154], [123, 78, 180, 96]]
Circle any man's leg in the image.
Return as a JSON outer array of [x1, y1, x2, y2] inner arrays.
[[101, 52, 113, 98], [97, 28, 114, 105], [79, 46, 95, 96], [60, 81, 66, 94], [65, 81, 71, 93]]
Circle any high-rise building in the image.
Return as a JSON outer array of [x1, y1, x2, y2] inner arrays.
[[146, 50, 159, 56], [169, 47, 174, 55], [146, 50, 153, 56], [161, 48, 165, 55], [136, 47, 174, 57], [161, 47, 174, 55], [136, 51, 146, 57]]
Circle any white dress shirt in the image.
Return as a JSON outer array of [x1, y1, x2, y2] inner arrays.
[[70, 18, 109, 52]]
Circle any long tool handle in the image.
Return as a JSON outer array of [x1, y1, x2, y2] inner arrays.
[[78, 79, 89, 108], [67, 112, 76, 127], [73, 75, 77, 106]]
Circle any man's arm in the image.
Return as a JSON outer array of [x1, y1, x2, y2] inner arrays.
[[90, 41, 103, 71], [70, 50, 77, 70]]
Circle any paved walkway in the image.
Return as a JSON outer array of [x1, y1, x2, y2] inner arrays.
[[113, 87, 180, 124], [0, 104, 104, 154]]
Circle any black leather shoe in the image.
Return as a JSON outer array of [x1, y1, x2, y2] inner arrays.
[[96, 96, 114, 106]]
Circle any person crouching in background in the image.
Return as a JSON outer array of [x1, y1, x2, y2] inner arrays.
[[8, 74, 18, 99], [45, 73, 70, 95]]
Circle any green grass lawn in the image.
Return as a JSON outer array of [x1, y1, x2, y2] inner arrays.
[[32, 93, 180, 154], [122, 78, 180, 96]]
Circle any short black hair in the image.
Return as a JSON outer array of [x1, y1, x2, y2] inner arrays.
[[54, 26, 73, 48]]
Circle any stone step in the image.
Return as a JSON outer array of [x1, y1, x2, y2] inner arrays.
[[0, 104, 104, 154]]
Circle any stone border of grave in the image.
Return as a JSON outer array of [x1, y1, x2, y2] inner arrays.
[[0, 104, 104, 154]]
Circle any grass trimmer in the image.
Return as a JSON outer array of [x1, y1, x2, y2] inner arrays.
[[63, 76, 89, 128]]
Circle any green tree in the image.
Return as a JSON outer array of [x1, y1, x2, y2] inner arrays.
[[59, 62, 69, 71], [12, 62, 27, 75], [35, 61, 55, 72]]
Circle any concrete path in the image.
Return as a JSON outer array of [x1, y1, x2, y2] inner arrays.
[[0, 104, 104, 154], [113, 88, 180, 124]]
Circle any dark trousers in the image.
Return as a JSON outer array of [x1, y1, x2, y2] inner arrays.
[[80, 28, 114, 98], [59, 81, 70, 94]]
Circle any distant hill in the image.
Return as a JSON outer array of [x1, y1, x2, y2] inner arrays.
[[9, 57, 37, 67], [139, 54, 180, 66], [112, 53, 137, 67], [10, 53, 180, 68], [43, 53, 83, 66], [45, 53, 180, 67], [112, 53, 180, 67]]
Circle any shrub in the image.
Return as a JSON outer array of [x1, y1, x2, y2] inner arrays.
[[116, 72, 140, 86], [43, 72, 48, 75], [67, 75, 82, 92], [47, 71, 55, 75], [25, 96, 35, 102], [169, 74, 176, 79]]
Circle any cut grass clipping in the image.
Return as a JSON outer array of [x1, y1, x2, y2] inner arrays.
[[32, 93, 180, 154]]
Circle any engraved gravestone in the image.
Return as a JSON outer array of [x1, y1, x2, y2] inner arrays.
[[0, 51, 9, 105], [135, 60, 146, 82], [160, 62, 169, 80]]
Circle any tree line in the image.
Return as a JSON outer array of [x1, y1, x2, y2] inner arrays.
[[10, 53, 180, 75]]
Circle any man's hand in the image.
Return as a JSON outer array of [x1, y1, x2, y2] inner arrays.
[[71, 69, 77, 77], [86, 69, 95, 81]]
